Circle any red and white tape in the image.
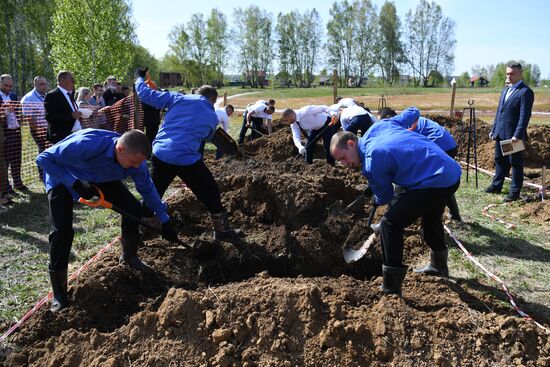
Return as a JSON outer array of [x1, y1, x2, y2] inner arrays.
[[0, 185, 186, 344], [444, 224, 549, 334], [482, 203, 517, 230]]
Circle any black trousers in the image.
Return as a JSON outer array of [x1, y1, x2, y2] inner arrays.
[[143, 109, 161, 148], [379, 181, 460, 267], [305, 117, 336, 165], [30, 125, 47, 179], [150, 155, 224, 214], [346, 114, 372, 135], [48, 181, 141, 272], [491, 137, 524, 194], [238, 112, 264, 144], [4, 128, 22, 187], [445, 147, 460, 218]]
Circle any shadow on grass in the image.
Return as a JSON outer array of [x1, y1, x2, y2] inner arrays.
[[0, 191, 50, 236], [457, 221, 550, 261]]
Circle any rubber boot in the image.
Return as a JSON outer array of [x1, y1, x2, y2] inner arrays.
[[49, 270, 69, 312], [119, 236, 150, 271], [447, 194, 462, 221], [380, 265, 408, 297], [211, 211, 243, 240], [414, 248, 449, 277]]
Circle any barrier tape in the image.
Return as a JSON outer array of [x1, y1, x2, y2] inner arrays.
[[444, 224, 550, 334], [459, 161, 544, 192], [0, 185, 186, 344], [482, 204, 517, 230]]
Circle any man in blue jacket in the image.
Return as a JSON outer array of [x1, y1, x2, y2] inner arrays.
[[486, 63, 534, 202], [330, 125, 461, 296], [36, 129, 178, 312], [134, 68, 241, 240], [389, 107, 461, 221]]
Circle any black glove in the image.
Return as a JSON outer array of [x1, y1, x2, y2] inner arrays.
[[134, 67, 148, 79], [72, 180, 98, 200], [363, 186, 373, 198], [161, 219, 178, 242]]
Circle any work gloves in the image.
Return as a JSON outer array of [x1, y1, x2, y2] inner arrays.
[[161, 219, 179, 242], [134, 67, 148, 80], [72, 180, 98, 200]]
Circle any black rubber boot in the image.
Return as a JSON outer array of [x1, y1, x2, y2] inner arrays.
[[119, 236, 150, 271], [414, 248, 449, 277], [49, 270, 68, 312], [380, 265, 408, 297], [211, 211, 243, 240], [447, 194, 462, 221]]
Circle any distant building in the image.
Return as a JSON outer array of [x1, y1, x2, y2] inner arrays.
[[399, 74, 412, 86], [159, 72, 182, 88], [469, 75, 489, 87]]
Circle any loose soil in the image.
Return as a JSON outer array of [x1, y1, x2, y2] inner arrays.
[[2, 123, 549, 366]]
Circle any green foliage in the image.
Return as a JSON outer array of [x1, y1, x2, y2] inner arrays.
[[233, 6, 273, 88], [327, 0, 379, 88], [377, 1, 403, 86], [275, 9, 322, 87], [457, 72, 470, 88], [0, 0, 55, 94], [403, 0, 456, 87], [124, 45, 159, 86], [49, 0, 136, 87], [490, 60, 538, 88]]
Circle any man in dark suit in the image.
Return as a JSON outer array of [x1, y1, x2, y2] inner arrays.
[[486, 63, 534, 202], [45, 71, 82, 144], [1, 74, 26, 192]]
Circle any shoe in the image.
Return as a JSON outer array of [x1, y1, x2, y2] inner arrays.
[[119, 236, 150, 271], [484, 186, 501, 194], [380, 265, 408, 297], [503, 193, 520, 202], [6, 189, 18, 197], [450, 215, 462, 222], [49, 270, 69, 312], [414, 248, 449, 277], [211, 211, 244, 240]]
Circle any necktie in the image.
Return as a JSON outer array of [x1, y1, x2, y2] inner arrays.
[[505, 87, 514, 102]]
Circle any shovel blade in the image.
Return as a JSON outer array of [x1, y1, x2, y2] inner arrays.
[[342, 233, 376, 264], [327, 200, 344, 217]]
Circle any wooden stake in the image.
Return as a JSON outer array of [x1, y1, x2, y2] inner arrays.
[[333, 69, 338, 104], [450, 77, 457, 116], [542, 165, 546, 201]]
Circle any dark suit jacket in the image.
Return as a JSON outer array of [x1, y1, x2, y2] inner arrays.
[[0, 91, 20, 132], [45, 87, 77, 144], [490, 81, 534, 140]]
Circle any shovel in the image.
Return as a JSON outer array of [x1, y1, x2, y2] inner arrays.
[[327, 193, 367, 218], [79, 188, 193, 251], [342, 204, 378, 263]]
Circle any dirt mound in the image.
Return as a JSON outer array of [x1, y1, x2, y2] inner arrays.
[[427, 114, 550, 172], [6, 275, 549, 366], [515, 201, 550, 224], [2, 123, 550, 366]]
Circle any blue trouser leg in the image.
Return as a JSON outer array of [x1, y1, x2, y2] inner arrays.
[[509, 150, 524, 194], [492, 138, 510, 191]]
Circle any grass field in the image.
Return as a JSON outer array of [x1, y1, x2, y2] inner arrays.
[[1, 87, 548, 333]]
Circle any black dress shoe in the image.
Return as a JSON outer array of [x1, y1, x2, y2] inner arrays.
[[484, 186, 501, 194], [503, 193, 520, 202], [14, 184, 29, 192]]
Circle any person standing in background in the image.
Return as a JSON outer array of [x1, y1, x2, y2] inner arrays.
[[486, 63, 534, 202]]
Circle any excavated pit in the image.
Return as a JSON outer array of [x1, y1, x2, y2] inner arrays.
[[2, 121, 549, 367]]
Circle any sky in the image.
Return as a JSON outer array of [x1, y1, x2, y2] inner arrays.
[[132, 0, 550, 78]]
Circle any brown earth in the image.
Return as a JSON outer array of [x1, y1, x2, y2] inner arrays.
[[2, 123, 550, 366]]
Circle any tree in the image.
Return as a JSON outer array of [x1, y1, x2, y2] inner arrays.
[[377, 1, 404, 86], [327, 0, 379, 88], [456, 71, 470, 88], [275, 9, 322, 87], [50, 0, 136, 87], [125, 45, 159, 86], [186, 13, 209, 85], [531, 64, 541, 86], [233, 6, 272, 88], [206, 9, 229, 87], [402, 0, 456, 87], [0, 0, 55, 94]]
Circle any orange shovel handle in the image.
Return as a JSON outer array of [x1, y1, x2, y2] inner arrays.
[[78, 187, 113, 209]]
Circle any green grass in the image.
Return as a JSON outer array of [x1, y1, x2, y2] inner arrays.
[[445, 172, 549, 320]]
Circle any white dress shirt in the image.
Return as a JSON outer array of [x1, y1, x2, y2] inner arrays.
[[58, 85, 82, 132], [247, 101, 272, 120], [0, 92, 19, 129], [215, 108, 230, 132], [21, 89, 47, 127], [290, 105, 331, 150], [340, 105, 376, 131], [337, 98, 357, 108]]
